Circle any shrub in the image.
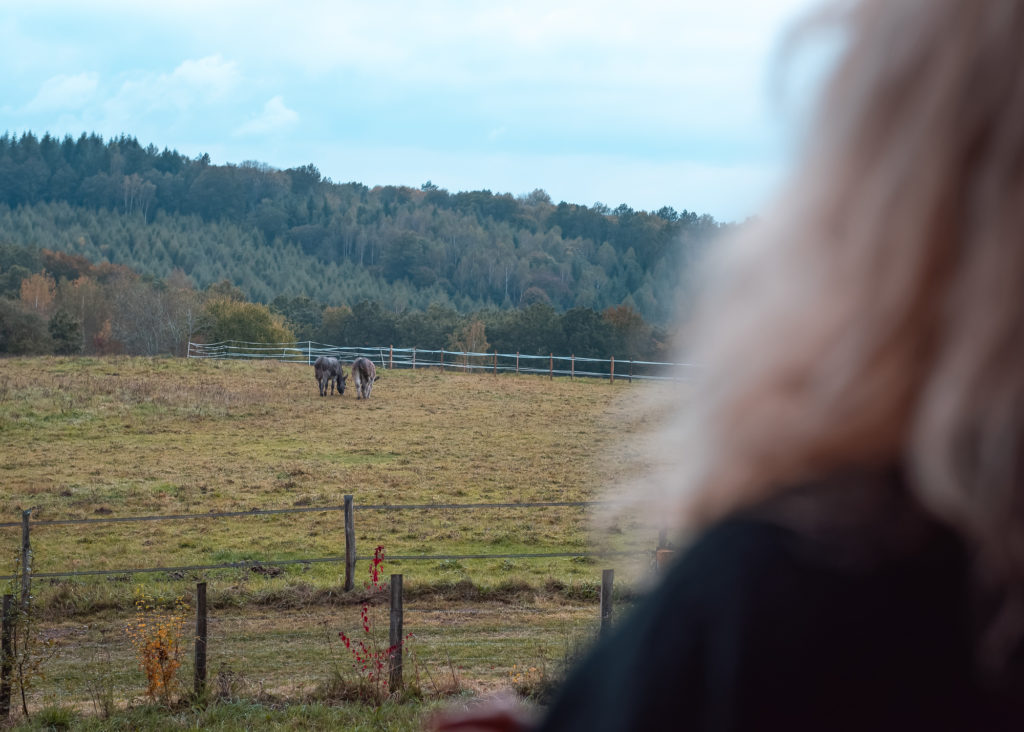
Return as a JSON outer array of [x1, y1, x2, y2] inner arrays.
[[125, 588, 189, 703]]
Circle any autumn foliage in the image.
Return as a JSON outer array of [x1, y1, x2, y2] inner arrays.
[[125, 589, 189, 702], [338, 545, 410, 699]]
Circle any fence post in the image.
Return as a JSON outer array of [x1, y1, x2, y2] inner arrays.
[[412, 347, 416, 370], [307, 341, 311, 365], [194, 582, 207, 698], [389, 574, 404, 693], [629, 360, 633, 384], [549, 354, 553, 380], [516, 352, 519, 374], [610, 356, 615, 384], [344, 495, 356, 591], [571, 354, 575, 380], [599, 569, 614, 639], [440, 350, 445, 372], [20, 511, 31, 615], [389, 346, 393, 370], [1, 594, 12, 720], [493, 351, 497, 376], [463, 351, 467, 372]]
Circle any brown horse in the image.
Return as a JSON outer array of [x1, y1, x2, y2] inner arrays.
[[351, 357, 377, 399]]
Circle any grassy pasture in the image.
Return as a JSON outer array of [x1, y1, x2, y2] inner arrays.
[[0, 356, 670, 726]]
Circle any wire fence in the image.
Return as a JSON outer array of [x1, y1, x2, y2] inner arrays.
[[0, 499, 653, 582], [0, 498, 663, 715], [187, 340, 697, 382]]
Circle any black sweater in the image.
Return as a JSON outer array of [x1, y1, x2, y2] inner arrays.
[[538, 475, 1020, 731]]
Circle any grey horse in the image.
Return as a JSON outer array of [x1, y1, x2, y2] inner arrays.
[[313, 355, 347, 396]]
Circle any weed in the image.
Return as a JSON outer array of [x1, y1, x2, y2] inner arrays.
[[124, 587, 189, 703], [3, 551, 61, 720], [82, 628, 117, 719], [508, 662, 546, 698], [27, 705, 78, 729], [337, 546, 412, 704]]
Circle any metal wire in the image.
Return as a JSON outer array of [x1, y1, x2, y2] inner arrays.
[[0, 549, 647, 581], [0, 500, 609, 529]]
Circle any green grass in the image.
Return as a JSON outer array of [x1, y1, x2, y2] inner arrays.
[[0, 355, 667, 725], [13, 699, 449, 731]]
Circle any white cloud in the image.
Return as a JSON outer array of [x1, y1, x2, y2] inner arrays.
[[23, 72, 98, 112], [106, 55, 239, 118], [233, 96, 299, 136], [167, 55, 239, 99]]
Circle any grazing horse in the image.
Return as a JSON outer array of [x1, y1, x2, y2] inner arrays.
[[351, 357, 378, 399], [313, 355, 347, 397]]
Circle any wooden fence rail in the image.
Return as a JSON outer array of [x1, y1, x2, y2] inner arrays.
[[186, 341, 698, 383]]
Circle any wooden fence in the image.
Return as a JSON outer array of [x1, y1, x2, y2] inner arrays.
[[187, 341, 698, 383]]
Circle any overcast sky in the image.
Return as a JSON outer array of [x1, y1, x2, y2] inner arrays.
[[1, 0, 824, 222]]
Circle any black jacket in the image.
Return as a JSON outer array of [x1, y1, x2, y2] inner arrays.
[[538, 472, 1020, 731]]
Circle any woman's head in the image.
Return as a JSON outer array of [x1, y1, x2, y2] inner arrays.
[[664, 0, 1024, 579]]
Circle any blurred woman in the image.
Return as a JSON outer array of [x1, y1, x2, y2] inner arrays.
[[435, 0, 1024, 729]]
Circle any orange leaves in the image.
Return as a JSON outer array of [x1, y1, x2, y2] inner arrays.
[[125, 588, 189, 702]]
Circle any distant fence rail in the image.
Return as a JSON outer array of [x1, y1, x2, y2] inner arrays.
[[186, 341, 696, 382]]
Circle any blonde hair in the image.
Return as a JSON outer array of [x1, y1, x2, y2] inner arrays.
[[661, 0, 1024, 583]]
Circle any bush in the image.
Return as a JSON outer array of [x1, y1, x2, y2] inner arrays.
[[200, 297, 295, 343]]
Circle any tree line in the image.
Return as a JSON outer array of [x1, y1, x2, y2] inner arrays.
[[0, 242, 670, 361], [0, 131, 726, 328]]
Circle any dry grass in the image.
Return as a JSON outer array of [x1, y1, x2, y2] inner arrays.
[[0, 357, 664, 603], [0, 355, 670, 720]]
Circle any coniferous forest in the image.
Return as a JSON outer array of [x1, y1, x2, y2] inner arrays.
[[0, 131, 729, 359]]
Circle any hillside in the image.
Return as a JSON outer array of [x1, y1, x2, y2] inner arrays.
[[0, 131, 725, 325]]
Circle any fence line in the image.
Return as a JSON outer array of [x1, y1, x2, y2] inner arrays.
[[187, 340, 697, 382], [0, 550, 643, 582], [0, 497, 653, 583], [0, 500, 608, 529]]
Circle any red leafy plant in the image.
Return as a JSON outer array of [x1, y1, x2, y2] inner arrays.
[[337, 545, 411, 700]]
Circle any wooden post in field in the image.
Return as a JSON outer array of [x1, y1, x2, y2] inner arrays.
[[516, 352, 519, 374], [571, 354, 575, 380], [1, 594, 12, 720], [493, 351, 497, 375], [549, 354, 553, 380], [344, 495, 356, 591], [463, 352, 467, 373], [610, 356, 615, 384], [440, 350, 445, 372], [194, 582, 207, 698], [389, 574, 404, 692], [412, 347, 416, 370], [599, 569, 614, 639], [20, 511, 31, 615], [389, 346, 393, 370], [629, 360, 633, 384]]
